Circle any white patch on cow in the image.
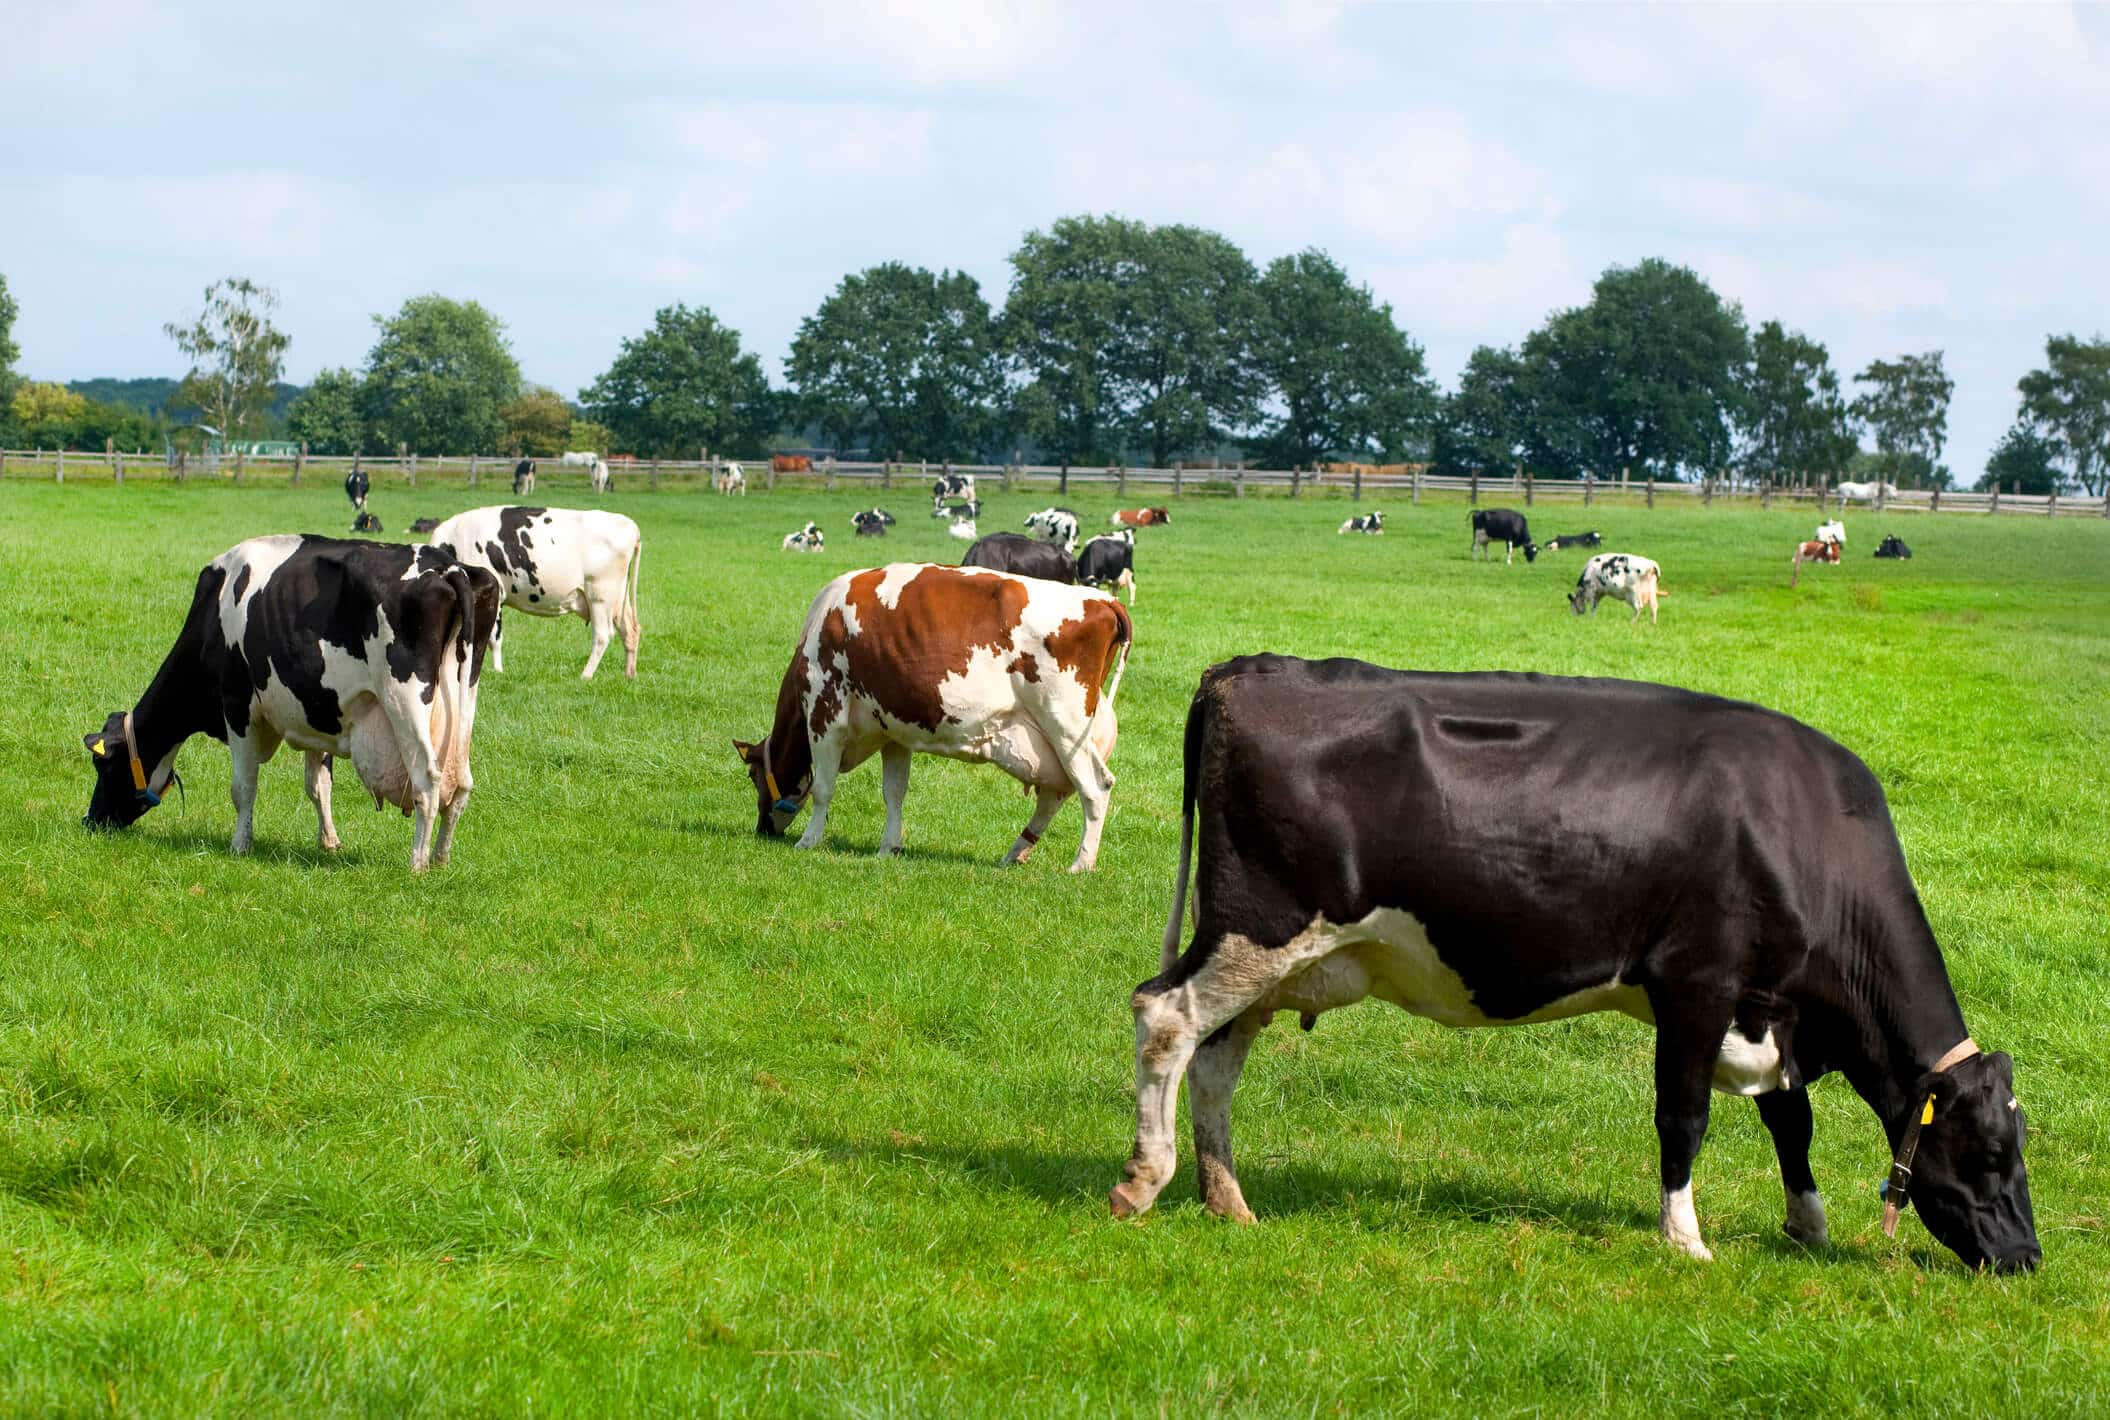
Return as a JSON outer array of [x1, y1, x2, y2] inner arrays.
[[1712, 1024, 1788, 1096], [1661, 1183, 1712, 1260], [214, 534, 304, 648], [431, 506, 643, 678], [872, 562, 925, 607], [1783, 1188, 1827, 1246]]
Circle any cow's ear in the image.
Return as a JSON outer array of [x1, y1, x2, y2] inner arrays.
[[731, 739, 757, 763], [84, 711, 126, 757]]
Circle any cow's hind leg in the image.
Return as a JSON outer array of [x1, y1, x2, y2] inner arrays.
[[1059, 740, 1114, 874], [304, 750, 341, 851], [1757, 1088, 1826, 1246], [579, 601, 616, 680], [877, 742, 911, 856], [1191, 1008, 1269, 1222], [1650, 992, 1736, 1260], [1004, 784, 1068, 865]]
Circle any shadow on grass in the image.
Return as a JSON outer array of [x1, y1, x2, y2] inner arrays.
[[144, 828, 370, 868], [671, 817, 1023, 868]]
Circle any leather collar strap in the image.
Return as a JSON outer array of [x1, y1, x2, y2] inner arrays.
[[122, 711, 159, 804], [1881, 1037, 1981, 1238]]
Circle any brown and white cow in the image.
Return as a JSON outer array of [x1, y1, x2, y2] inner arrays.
[[1790, 539, 1841, 586], [1111, 507, 1170, 528], [735, 563, 1133, 872]]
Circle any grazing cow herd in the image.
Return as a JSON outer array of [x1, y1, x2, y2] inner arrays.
[[78, 472, 2032, 1277]]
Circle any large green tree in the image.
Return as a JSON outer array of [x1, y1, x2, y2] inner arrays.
[[2016, 334, 2110, 495], [788, 263, 1003, 461], [1248, 249, 1434, 468], [1111, 225, 1260, 467], [1851, 350, 1952, 490], [499, 385, 576, 458], [286, 367, 369, 455], [1521, 259, 1751, 480], [1739, 321, 1858, 488], [357, 296, 521, 454], [163, 277, 291, 443], [1977, 421, 2062, 495], [1433, 344, 1529, 477], [0, 272, 19, 405], [1002, 215, 1142, 466], [580, 305, 774, 458]]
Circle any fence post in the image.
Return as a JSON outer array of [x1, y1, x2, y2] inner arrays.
[[1353, 465, 1363, 502], [470, 452, 480, 488], [1875, 481, 1886, 514], [292, 441, 305, 487], [1702, 474, 1712, 507], [1118, 463, 1128, 497], [1469, 471, 1478, 506], [109, 438, 122, 486], [1584, 470, 1594, 507], [0, 448, 6, 479], [1990, 482, 2000, 515], [766, 458, 776, 492], [1524, 470, 1533, 506], [646, 455, 657, 491], [176, 450, 187, 482], [1646, 475, 1655, 509], [401, 444, 415, 489], [56, 448, 64, 484], [881, 457, 891, 491], [1761, 478, 1770, 511], [1411, 466, 1422, 505], [1235, 466, 1245, 500], [1929, 484, 1939, 513], [2048, 487, 2058, 519], [1290, 465, 1302, 499], [235, 447, 246, 485]]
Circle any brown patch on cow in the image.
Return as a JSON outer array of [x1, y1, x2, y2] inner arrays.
[[809, 611, 848, 738], [1009, 653, 1040, 683], [1044, 599, 1129, 715], [764, 646, 815, 790], [825, 566, 1031, 732]]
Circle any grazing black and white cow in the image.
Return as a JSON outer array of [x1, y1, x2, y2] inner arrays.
[[962, 531, 1075, 583], [1542, 530, 1602, 552], [428, 506, 644, 680], [513, 458, 536, 496], [852, 508, 897, 537], [1076, 530, 1137, 604], [1338, 512, 1385, 535], [1470, 507, 1537, 563], [1112, 657, 2040, 1274], [930, 472, 977, 516], [81, 536, 501, 870], [351, 510, 384, 534], [344, 467, 371, 512], [1875, 534, 1913, 560], [1025, 507, 1081, 555], [1569, 552, 1663, 623]]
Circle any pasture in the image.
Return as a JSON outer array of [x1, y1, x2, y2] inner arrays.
[[2, 480, 2107, 1415]]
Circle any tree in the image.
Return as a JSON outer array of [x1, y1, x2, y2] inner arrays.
[[499, 385, 575, 457], [9, 381, 88, 444], [788, 263, 1004, 461], [1739, 321, 1858, 488], [1434, 345, 1529, 478], [162, 277, 291, 443], [1248, 249, 1435, 468], [2016, 334, 2110, 496], [0, 272, 19, 404], [568, 418, 614, 455], [1977, 422, 2062, 495], [1851, 351, 1953, 490], [1111, 225, 1261, 467], [358, 295, 521, 454], [580, 305, 774, 458], [285, 367, 369, 455], [1002, 215, 1137, 466], [1520, 259, 1751, 481]]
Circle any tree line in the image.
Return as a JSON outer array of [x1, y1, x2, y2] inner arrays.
[[2, 230, 2106, 494]]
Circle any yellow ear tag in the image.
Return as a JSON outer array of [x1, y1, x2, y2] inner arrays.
[[92, 738, 106, 756], [1921, 1097, 1936, 1126]]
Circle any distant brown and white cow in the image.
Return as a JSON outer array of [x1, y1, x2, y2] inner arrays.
[[428, 506, 643, 679], [735, 563, 1133, 872], [1111, 507, 1170, 528], [1790, 539, 1841, 586]]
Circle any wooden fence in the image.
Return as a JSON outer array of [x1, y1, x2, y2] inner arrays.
[[3, 447, 2105, 519]]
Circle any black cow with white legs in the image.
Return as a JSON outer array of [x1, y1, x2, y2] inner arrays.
[[852, 508, 896, 537], [1470, 507, 1537, 563], [81, 536, 502, 871], [1075, 529, 1136, 603], [344, 467, 370, 512], [1112, 656, 2039, 1274], [962, 531, 1075, 583]]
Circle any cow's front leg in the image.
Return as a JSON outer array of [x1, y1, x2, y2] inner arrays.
[[794, 738, 844, 851], [303, 750, 341, 851], [1004, 785, 1068, 865], [489, 612, 505, 674], [579, 602, 615, 679], [1756, 1088, 1827, 1246], [1651, 998, 1733, 1261], [227, 733, 266, 855], [1191, 1008, 1269, 1223], [877, 742, 911, 856]]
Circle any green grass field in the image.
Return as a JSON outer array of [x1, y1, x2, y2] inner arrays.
[[2, 479, 2106, 1416]]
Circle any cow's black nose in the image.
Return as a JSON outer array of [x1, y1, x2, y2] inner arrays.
[[1994, 1247, 2042, 1276]]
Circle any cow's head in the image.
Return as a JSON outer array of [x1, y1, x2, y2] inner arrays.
[[732, 739, 809, 837], [1566, 578, 1590, 614], [1522, 540, 1539, 563], [81, 711, 163, 830], [1897, 1051, 2040, 1274]]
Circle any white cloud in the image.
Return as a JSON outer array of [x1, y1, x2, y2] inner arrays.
[[1816, 263, 1950, 318]]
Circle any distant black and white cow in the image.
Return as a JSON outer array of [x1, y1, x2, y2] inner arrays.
[[1076, 529, 1137, 604], [428, 506, 644, 679], [1338, 512, 1385, 535], [1569, 552, 1663, 623], [1470, 508, 1537, 563], [717, 461, 747, 495], [1111, 656, 2040, 1274], [351, 510, 384, 534], [852, 508, 897, 537], [947, 518, 979, 543], [345, 467, 371, 512], [1025, 507, 1081, 555], [81, 536, 501, 870], [1875, 534, 1913, 560], [783, 522, 826, 553], [931, 472, 977, 516], [1542, 530, 1602, 552], [962, 532, 1074, 583], [513, 459, 537, 496]]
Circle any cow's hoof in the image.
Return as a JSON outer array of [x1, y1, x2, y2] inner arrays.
[[1204, 1198, 1256, 1225], [1067, 859, 1097, 875], [1109, 1182, 1153, 1218], [1666, 1236, 1714, 1262], [877, 844, 903, 858]]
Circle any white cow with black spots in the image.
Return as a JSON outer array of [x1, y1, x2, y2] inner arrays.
[[428, 506, 644, 679], [1569, 552, 1664, 625], [1025, 507, 1080, 555]]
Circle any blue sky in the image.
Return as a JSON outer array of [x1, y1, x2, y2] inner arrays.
[[5, 1, 2107, 475]]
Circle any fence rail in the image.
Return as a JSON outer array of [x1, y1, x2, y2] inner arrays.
[[3, 448, 2104, 519]]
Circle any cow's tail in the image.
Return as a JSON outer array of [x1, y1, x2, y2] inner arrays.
[[1097, 600, 1134, 712], [623, 534, 644, 645], [1160, 685, 1206, 974]]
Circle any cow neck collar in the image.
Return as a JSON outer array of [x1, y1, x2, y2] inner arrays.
[[760, 726, 808, 817], [121, 706, 184, 807], [1880, 1036, 1980, 1238]]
